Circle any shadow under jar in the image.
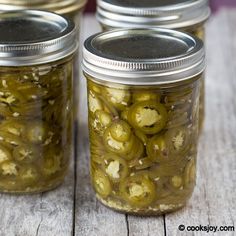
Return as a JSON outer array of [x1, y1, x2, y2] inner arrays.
[[83, 28, 205, 215], [97, 0, 211, 132], [0, 10, 77, 193]]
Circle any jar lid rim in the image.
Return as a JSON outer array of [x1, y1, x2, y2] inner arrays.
[[97, 0, 210, 29], [0, 10, 78, 66], [82, 28, 205, 86]]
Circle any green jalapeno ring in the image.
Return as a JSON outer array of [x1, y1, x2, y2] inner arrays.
[[134, 130, 148, 146], [0, 88, 26, 105], [90, 110, 113, 135], [127, 137, 144, 161], [149, 154, 188, 179], [146, 134, 170, 163], [0, 160, 19, 176], [103, 128, 135, 156], [102, 153, 129, 183], [92, 169, 112, 198], [121, 108, 129, 121], [0, 119, 26, 137], [109, 120, 132, 142], [88, 91, 104, 115], [165, 126, 192, 156], [129, 156, 154, 170], [167, 175, 184, 192], [128, 101, 167, 135], [119, 173, 156, 208], [40, 148, 62, 176], [0, 144, 12, 164], [0, 131, 24, 146], [23, 121, 52, 145], [97, 93, 120, 117], [10, 101, 43, 118], [132, 92, 161, 103], [136, 171, 172, 200], [18, 165, 40, 187], [88, 80, 103, 95], [103, 87, 131, 111], [184, 158, 196, 187], [13, 144, 41, 164]]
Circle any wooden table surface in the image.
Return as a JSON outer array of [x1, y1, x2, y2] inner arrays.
[[0, 9, 235, 236]]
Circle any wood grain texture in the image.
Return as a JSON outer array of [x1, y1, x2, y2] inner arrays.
[[0, 164, 75, 236]]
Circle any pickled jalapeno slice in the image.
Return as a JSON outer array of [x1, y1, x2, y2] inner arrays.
[[41, 148, 62, 176], [92, 110, 112, 134], [165, 126, 191, 155], [13, 145, 40, 163], [184, 158, 196, 187], [0, 88, 26, 105], [104, 87, 131, 111], [88, 91, 103, 114], [110, 120, 131, 142], [168, 175, 184, 190], [0, 120, 25, 136], [0, 131, 23, 146], [103, 126, 134, 156], [88, 80, 102, 94], [24, 121, 52, 144], [0, 144, 12, 164], [0, 160, 19, 176], [128, 137, 144, 160], [132, 92, 160, 103], [18, 166, 39, 186], [102, 153, 129, 182], [93, 169, 112, 198], [129, 156, 154, 170], [134, 130, 148, 146], [128, 101, 167, 134], [119, 174, 156, 207], [121, 108, 129, 121], [147, 134, 169, 162]]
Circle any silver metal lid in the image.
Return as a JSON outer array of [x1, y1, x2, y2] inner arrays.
[[97, 0, 210, 29], [83, 28, 205, 86], [0, 0, 87, 15], [0, 10, 77, 66]]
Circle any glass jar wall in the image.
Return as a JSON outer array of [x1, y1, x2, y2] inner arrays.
[[0, 58, 73, 193], [86, 75, 201, 215]]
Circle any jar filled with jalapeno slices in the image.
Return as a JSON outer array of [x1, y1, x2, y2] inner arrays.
[[0, 0, 88, 123], [83, 28, 205, 215], [0, 10, 77, 193], [97, 0, 211, 132]]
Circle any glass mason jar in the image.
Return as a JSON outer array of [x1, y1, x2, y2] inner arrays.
[[96, 0, 210, 132], [0, 10, 77, 193], [83, 29, 205, 215]]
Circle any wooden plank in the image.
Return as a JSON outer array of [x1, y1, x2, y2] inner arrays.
[[128, 216, 165, 236], [0, 165, 75, 236], [74, 15, 128, 236], [165, 9, 236, 236]]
